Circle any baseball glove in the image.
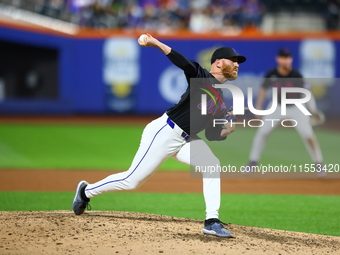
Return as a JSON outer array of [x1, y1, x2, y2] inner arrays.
[[310, 110, 325, 127]]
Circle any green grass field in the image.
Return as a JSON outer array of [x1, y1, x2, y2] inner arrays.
[[0, 123, 339, 236], [0, 125, 188, 170], [0, 124, 339, 170]]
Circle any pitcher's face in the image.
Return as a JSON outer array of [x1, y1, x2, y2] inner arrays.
[[220, 58, 239, 80]]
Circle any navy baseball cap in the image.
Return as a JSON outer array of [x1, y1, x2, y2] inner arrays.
[[211, 47, 246, 64], [278, 48, 292, 57]]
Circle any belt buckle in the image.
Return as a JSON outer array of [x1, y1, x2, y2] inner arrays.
[[168, 117, 190, 141], [181, 132, 191, 141]]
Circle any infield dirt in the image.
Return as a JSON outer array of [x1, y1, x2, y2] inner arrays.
[[1, 170, 340, 254], [1, 170, 340, 194], [1, 210, 340, 255]]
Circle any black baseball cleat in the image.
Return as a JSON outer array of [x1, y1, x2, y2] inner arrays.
[[72, 180, 90, 215], [202, 218, 233, 237]]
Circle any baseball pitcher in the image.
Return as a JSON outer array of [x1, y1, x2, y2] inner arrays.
[[73, 34, 247, 237]]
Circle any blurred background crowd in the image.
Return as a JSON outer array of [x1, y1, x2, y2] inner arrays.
[[1, 0, 339, 32]]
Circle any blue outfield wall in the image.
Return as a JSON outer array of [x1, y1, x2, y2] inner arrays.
[[0, 25, 339, 116]]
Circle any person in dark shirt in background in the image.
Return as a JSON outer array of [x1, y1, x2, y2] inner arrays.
[[248, 48, 325, 177]]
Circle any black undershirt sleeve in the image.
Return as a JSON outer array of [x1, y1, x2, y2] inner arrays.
[[166, 49, 198, 77]]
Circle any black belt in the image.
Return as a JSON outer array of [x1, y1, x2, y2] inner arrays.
[[166, 118, 191, 142]]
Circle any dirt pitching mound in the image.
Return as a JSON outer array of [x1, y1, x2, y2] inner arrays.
[[1, 211, 339, 255]]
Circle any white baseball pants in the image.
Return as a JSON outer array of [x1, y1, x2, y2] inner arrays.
[[85, 113, 221, 220]]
